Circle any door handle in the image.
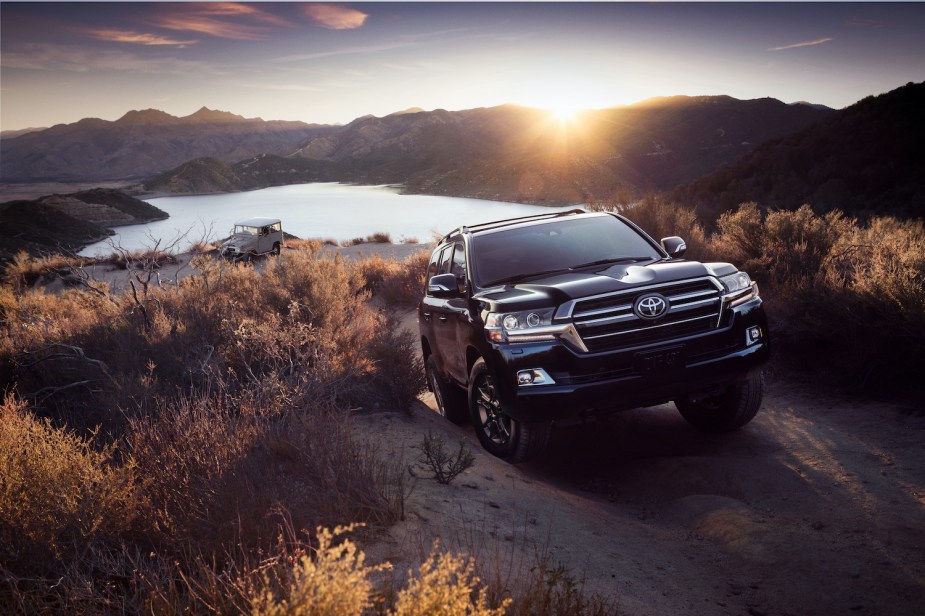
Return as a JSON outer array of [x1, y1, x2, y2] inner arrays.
[[422, 312, 432, 321], [438, 315, 448, 322]]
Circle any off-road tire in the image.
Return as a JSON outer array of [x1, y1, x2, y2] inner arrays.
[[675, 371, 764, 433], [425, 355, 468, 424], [468, 358, 550, 463], [271, 243, 281, 256]]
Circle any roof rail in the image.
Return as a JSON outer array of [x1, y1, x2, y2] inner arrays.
[[439, 208, 586, 244]]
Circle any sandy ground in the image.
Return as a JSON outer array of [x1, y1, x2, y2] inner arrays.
[[356, 309, 925, 616]]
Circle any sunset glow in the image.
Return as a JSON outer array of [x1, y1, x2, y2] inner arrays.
[[1, 3, 924, 131]]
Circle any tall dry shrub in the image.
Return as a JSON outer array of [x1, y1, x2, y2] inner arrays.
[[125, 391, 267, 544], [392, 546, 508, 616], [367, 318, 427, 409], [710, 202, 925, 392], [0, 395, 139, 567], [250, 525, 388, 616]]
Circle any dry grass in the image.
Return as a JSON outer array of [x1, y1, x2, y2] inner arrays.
[[344, 231, 394, 246], [0, 246, 499, 614]]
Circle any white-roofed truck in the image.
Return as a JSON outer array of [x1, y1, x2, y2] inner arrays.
[[219, 217, 283, 261]]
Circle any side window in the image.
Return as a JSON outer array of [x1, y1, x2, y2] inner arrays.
[[438, 245, 453, 275], [427, 247, 444, 280], [450, 243, 467, 292]]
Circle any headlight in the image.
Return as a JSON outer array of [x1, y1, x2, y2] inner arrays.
[[485, 309, 555, 343], [718, 271, 758, 306]]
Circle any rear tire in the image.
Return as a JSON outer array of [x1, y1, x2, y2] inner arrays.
[[468, 358, 549, 463], [675, 371, 764, 433], [271, 242, 281, 256], [425, 356, 468, 424]]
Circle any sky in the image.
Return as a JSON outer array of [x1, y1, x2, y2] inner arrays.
[[2, 2, 925, 131]]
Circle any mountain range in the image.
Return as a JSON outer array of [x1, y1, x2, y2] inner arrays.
[[3, 82, 923, 221], [0, 107, 325, 182], [152, 96, 831, 204]]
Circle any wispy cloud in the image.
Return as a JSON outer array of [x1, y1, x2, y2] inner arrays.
[[768, 37, 834, 52], [148, 3, 293, 40], [82, 28, 197, 47], [304, 4, 368, 30], [0, 43, 220, 74], [150, 15, 270, 40], [195, 3, 292, 28]]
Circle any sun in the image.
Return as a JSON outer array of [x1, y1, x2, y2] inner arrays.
[[550, 107, 580, 123]]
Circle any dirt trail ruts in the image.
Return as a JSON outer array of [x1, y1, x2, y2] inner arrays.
[[362, 317, 925, 615]]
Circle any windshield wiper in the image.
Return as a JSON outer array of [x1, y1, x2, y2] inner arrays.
[[569, 256, 656, 270], [483, 267, 571, 287]]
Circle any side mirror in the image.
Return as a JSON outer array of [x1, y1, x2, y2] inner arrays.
[[427, 273, 461, 297], [660, 236, 687, 258]]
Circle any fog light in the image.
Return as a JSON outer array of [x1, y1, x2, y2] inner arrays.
[[516, 368, 556, 387], [747, 326, 763, 345]]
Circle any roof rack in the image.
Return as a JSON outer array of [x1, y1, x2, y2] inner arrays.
[[439, 208, 586, 244]]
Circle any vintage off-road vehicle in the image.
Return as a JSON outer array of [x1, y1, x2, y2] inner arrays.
[[419, 209, 770, 463], [220, 217, 283, 261]]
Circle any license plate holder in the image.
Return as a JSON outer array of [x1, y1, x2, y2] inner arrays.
[[634, 345, 686, 375]]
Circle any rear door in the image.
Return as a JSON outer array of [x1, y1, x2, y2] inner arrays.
[[441, 242, 471, 383]]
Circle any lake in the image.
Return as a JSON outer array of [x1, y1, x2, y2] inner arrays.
[[79, 183, 578, 256]]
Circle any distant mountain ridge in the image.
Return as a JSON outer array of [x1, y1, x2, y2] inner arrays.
[[144, 96, 831, 203], [0, 107, 328, 182], [674, 81, 925, 219]]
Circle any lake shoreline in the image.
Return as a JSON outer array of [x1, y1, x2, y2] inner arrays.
[[78, 183, 579, 257]]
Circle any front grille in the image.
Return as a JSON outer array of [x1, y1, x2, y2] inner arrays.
[[570, 278, 723, 352]]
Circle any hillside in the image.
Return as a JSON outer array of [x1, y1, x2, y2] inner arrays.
[[15, 97, 830, 204], [674, 81, 925, 220], [144, 154, 341, 194], [0, 107, 328, 182], [288, 97, 831, 204], [0, 189, 167, 259]]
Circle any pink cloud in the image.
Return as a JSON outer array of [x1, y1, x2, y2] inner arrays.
[[304, 4, 368, 30], [148, 3, 293, 40], [151, 14, 270, 40], [82, 28, 197, 47], [768, 37, 834, 52]]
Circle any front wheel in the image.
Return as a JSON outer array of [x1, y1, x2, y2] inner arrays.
[[271, 242, 281, 256], [675, 372, 764, 433], [468, 358, 549, 463], [425, 355, 468, 424]]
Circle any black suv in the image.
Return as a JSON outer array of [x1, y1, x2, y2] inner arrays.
[[419, 210, 770, 463]]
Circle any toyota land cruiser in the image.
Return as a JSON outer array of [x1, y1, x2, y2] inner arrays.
[[220, 217, 283, 261], [418, 209, 770, 463]]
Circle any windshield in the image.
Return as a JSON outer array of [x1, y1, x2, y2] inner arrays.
[[472, 215, 661, 287], [233, 225, 259, 236]]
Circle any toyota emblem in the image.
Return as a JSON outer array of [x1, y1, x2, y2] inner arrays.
[[634, 293, 669, 319]]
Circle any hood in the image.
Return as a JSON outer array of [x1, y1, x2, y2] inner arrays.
[[476, 260, 715, 312], [221, 233, 256, 250]]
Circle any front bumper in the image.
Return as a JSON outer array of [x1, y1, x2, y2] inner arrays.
[[487, 297, 770, 423]]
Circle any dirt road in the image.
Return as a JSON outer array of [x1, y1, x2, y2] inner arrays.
[[363, 371, 925, 615]]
